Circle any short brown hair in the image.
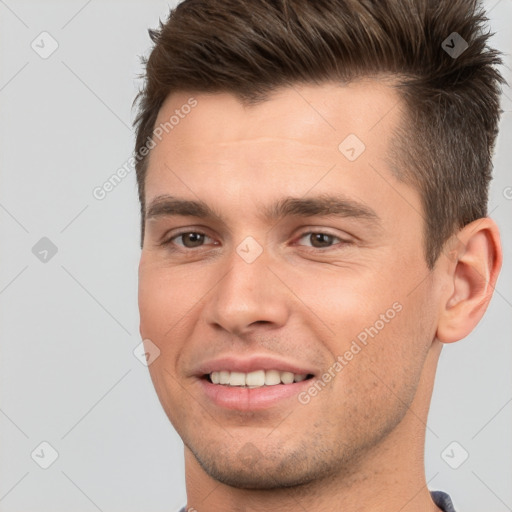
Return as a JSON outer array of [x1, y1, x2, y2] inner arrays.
[[133, 0, 504, 268]]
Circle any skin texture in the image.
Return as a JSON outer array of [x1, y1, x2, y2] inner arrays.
[[138, 81, 502, 511]]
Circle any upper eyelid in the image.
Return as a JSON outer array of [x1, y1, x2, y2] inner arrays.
[[163, 229, 214, 246], [294, 232, 349, 248], [295, 230, 345, 241]]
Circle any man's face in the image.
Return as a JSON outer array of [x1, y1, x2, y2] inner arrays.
[[138, 82, 442, 488]]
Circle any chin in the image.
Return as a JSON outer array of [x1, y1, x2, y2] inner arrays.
[[199, 462, 316, 490], [187, 440, 333, 490]]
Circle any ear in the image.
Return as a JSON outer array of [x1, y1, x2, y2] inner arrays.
[[436, 217, 502, 344]]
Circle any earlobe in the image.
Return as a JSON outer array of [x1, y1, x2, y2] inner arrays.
[[436, 218, 502, 344]]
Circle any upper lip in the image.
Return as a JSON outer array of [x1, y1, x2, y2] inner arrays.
[[194, 355, 316, 377]]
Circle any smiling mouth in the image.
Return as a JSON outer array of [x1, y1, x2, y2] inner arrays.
[[203, 369, 315, 388]]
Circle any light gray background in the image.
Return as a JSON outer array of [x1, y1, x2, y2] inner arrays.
[[0, 1, 510, 511]]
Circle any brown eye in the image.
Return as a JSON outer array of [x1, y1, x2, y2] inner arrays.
[[160, 230, 218, 251], [309, 233, 336, 248], [297, 232, 341, 249], [178, 232, 206, 248]]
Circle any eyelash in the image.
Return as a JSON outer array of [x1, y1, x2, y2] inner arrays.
[[160, 230, 350, 252]]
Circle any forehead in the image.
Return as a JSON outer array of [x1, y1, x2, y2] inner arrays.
[[151, 80, 402, 158], [143, 81, 414, 226]]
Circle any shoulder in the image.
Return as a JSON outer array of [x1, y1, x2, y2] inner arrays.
[[431, 490, 457, 512]]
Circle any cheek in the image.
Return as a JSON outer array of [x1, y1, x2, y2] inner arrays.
[[288, 261, 435, 392], [138, 264, 197, 421], [138, 261, 219, 405], [138, 274, 171, 341], [285, 263, 401, 338], [138, 261, 205, 340], [341, 287, 436, 409]]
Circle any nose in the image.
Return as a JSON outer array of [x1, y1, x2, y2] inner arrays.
[[202, 243, 290, 337]]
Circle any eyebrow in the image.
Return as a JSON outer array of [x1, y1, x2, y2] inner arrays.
[[145, 193, 380, 225]]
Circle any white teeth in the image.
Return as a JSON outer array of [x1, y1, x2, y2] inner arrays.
[[264, 370, 281, 386], [280, 371, 294, 384], [229, 371, 246, 386], [208, 369, 310, 387], [246, 370, 265, 387]]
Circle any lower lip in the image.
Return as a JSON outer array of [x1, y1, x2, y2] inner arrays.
[[198, 377, 313, 410]]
